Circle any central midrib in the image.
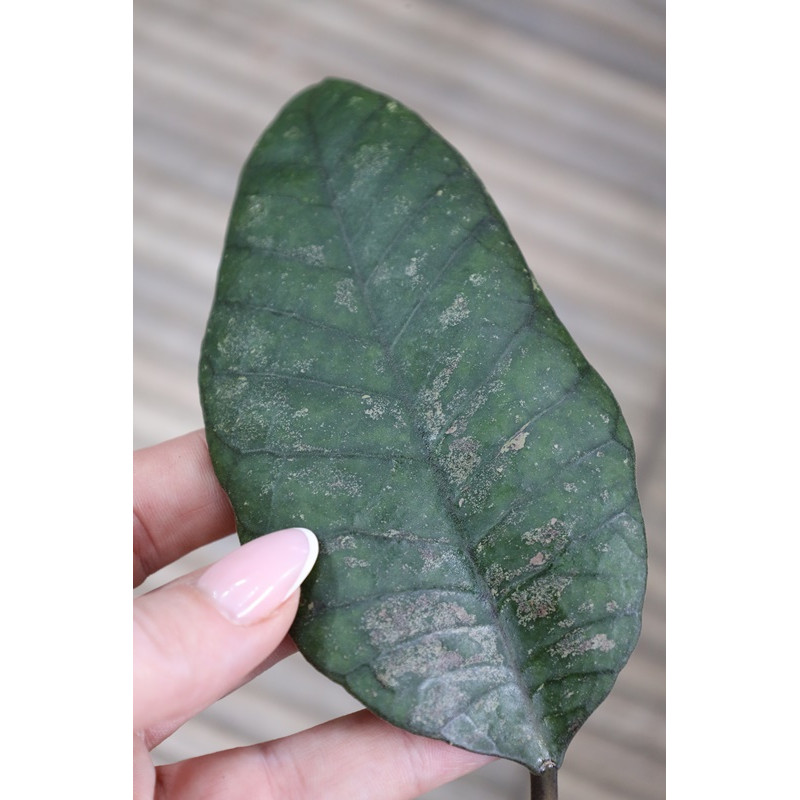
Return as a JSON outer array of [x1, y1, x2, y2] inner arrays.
[[304, 99, 549, 759]]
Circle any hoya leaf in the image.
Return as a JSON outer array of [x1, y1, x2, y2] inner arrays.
[[199, 78, 646, 773]]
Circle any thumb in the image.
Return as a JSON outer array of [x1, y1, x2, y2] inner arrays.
[[133, 527, 318, 735]]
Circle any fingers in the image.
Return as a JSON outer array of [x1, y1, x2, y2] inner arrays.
[[133, 430, 236, 587], [155, 709, 494, 799], [134, 528, 318, 736]]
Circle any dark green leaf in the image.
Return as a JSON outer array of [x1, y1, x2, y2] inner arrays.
[[199, 78, 646, 773]]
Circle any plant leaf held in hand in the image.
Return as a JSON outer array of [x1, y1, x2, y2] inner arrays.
[[199, 78, 647, 773]]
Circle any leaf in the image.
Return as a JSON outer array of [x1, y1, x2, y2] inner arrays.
[[199, 78, 647, 774]]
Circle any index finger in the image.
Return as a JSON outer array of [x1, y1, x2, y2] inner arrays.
[[133, 430, 236, 587]]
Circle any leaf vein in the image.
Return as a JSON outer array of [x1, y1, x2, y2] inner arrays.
[[333, 527, 454, 547], [376, 624, 498, 659], [388, 218, 489, 354], [207, 363, 393, 399], [353, 126, 436, 243], [307, 586, 479, 617], [304, 98, 546, 750], [457, 363, 591, 499], [216, 298, 373, 344], [226, 236, 354, 276]]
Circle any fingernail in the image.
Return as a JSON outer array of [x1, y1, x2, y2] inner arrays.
[[197, 528, 319, 624]]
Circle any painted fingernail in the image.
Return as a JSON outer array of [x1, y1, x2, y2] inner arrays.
[[197, 528, 319, 624]]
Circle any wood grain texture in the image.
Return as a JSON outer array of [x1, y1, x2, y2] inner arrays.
[[134, 1, 664, 797]]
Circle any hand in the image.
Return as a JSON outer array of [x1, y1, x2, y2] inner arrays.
[[134, 430, 493, 799]]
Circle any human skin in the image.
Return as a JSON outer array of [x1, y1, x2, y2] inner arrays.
[[133, 430, 493, 799]]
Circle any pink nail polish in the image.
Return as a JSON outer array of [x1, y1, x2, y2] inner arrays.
[[197, 528, 319, 624]]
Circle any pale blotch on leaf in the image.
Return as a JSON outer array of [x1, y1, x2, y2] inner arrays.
[[522, 518, 571, 549], [326, 534, 357, 552], [501, 426, 530, 454], [443, 436, 481, 485], [549, 632, 616, 658], [439, 294, 470, 328], [334, 278, 358, 312], [511, 575, 572, 628], [361, 394, 388, 420], [343, 556, 370, 569], [375, 627, 502, 689], [363, 595, 478, 649], [323, 469, 362, 498], [297, 243, 325, 266], [418, 352, 462, 440], [404, 256, 424, 286]]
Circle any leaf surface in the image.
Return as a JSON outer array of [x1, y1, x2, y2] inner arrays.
[[199, 78, 646, 773]]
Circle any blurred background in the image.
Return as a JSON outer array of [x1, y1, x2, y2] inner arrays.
[[133, 1, 664, 798]]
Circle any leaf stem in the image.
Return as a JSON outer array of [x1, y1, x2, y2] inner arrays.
[[530, 764, 558, 800]]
